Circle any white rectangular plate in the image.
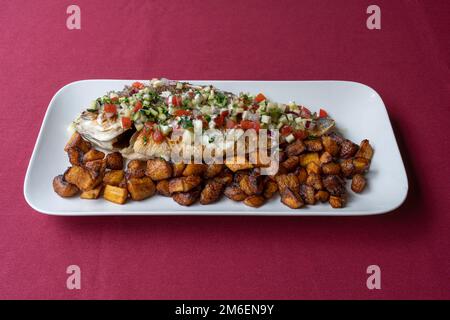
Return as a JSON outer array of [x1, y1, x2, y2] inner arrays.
[[24, 80, 408, 216]]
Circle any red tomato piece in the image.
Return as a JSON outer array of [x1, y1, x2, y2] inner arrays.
[[104, 104, 117, 114], [174, 109, 191, 117], [132, 82, 144, 89], [121, 117, 132, 129], [240, 120, 260, 132], [280, 125, 293, 136], [319, 109, 328, 118], [152, 129, 164, 143], [254, 93, 266, 103], [133, 101, 143, 113], [172, 96, 182, 107]]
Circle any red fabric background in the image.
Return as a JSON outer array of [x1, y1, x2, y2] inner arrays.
[[0, 0, 449, 299]]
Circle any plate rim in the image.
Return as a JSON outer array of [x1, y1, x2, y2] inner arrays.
[[23, 79, 409, 217]]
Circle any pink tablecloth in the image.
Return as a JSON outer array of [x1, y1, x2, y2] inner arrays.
[[0, 0, 449, 299]]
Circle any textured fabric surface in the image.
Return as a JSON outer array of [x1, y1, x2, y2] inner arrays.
[[0, 0, 449, 299]]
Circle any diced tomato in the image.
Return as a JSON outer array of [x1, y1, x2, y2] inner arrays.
[[319, 109, 328, 118], [111, 97, 119, 103], [132, 82, 144, 89], [254, 93, 266, 103], [300, 106, 311, 118], [121, 117, 132, 129], [293, 130, 307, 140], [152, 129, 164, 143], [174, 109, 191, 117], [133, 101, 143, 113], [240, 120, 260, 132], [214, 111, 229, 128], [172, 95, 183, 107], [104, 104, 117, 114], [226, 119, 236, 129], [280, 125, 293, 136]]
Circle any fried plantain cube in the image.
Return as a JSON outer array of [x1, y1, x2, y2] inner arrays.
[[304, 139, 323, 152], [127, 176, 156, 201], [146, 159, 173, 181], [314, 190, 330, 203], [172, 162, 186, 178], [306, 173, 323, 190], [182, 164, 206, 177], [306, 162, 321, 175], [351, 174, 367, 193], [105, 152, 123, 170], [321, 136, 340, 157], [80, 185, 103, 199], [156, 180, 171, 197], [83, 149, 105, 163], [65, 132, 91, 153], [243, 195, 266, 208], [224, 184, 247, 201], [263, 180, 279, 199], [322, 162, 341, 175], [329, 195, 345, 208], [299, 153, 320, 167], [355, 139, 374, 160], [280, 188, 304, 209], [103, 185, 128, 204], [103, 170, 125, 187]]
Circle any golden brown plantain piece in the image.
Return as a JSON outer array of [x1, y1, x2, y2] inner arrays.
[[80, 185, 103, 199], [172, 188, 201, 206], [103, 170, 125, 187], [127, 160, 147, 178], [67, 147, 83, 166], [263, 180, 278, 199], [105, 152, 123, 170], [299, 153, 320, 167], [280, 187, 304, 209], [156, 180, 171, 197], [146, 159, 173, 181], [103, 185, 128, 204], [329, 195, 345, 208], [127, 176, 156, 201], [204, 164, 224, 179], [168, 176, 202, 194], [314, 190, 330, 203], [53, 175, 80, 197], [172, 162, 186, 178], [306, 173, 323, 191], [200, 179, 225, 205], [304, 139, 323, 152], [281, 156, 300, 172], [243, 195, 266, 208], [321, 136, 340, 157], [64, 166, 102, 191], [182, 164, 206, 177], [224, 184, 247, 201], [322, 162, 341, 175], [351, 174, 367, 193], [355, 139, 374, 160], [83, 149, 105, 164], [285, 140, 306, 157], [65, 132, 91, 153]]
